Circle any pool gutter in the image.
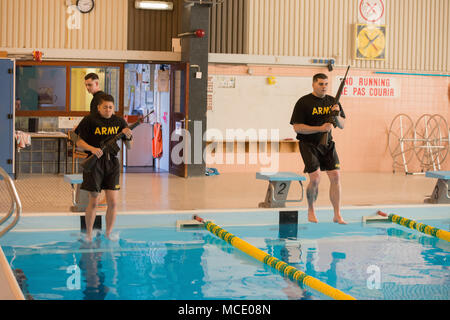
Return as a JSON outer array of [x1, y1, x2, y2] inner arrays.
[[0, 246, 25, 300]]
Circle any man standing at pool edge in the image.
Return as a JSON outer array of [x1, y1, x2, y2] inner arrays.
[[290, 73, 347, 224], [75, 94, 133, 241]]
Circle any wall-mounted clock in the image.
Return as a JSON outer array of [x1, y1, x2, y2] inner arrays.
[[355, 24, 386, 60], [76, 0, 95, 14]]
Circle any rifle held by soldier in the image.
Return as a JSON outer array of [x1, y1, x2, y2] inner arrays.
[[80, 110, 154, 172], [319, 65, 350, 146]]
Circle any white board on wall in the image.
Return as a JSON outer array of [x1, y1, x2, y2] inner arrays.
[[206, 75, 312, 141]]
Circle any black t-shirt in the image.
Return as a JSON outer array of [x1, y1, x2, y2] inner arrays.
[[75, 113, 128, 155], [90, 90, 105, 114], [290, 93, 346, 144]]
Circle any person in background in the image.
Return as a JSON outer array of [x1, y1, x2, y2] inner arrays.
[[15, 98, 21, 111], [84, 73, 105, 115]]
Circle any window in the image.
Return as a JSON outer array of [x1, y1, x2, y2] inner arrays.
[[15, 61, 123, 117], [70, 67, 120, 112], [16, 66, 66, 112]]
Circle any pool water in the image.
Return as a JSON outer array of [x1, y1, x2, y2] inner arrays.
[[1, 212, 449, 300]]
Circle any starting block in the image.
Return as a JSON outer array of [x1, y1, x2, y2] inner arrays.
[[424, 171, 450, 204], [256, 172, 306, 208], [63, 174, 106, 212]]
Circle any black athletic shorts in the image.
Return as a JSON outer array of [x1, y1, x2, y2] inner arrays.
[[298, 141, 340, 173], [81, 155, 121, 193]]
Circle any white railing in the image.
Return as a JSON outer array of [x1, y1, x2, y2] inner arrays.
[[0, 167, 22, 238]]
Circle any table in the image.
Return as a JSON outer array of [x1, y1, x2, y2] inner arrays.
[[15, 131, 68, 179]]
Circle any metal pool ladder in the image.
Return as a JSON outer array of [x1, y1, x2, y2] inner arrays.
[[0, 167, 22, 237]]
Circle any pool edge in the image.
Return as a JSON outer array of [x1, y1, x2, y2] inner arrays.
[[0, 246, 25, 300]]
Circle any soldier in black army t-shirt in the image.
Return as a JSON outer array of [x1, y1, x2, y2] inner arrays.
[[290, 73, 347, 225], [75, 94, 133, 241]]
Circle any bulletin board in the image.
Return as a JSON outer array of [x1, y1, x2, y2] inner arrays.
[[206, 75, 313, 141]]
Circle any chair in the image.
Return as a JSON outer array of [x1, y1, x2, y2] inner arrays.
[[67, 130, 88, 174]]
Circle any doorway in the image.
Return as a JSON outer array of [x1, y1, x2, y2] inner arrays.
[[122, 62, 190, 177], [122, 62, 191, 178], [123, 63, 171, 173]]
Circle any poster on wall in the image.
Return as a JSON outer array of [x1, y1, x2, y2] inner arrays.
[[58, 117, 83, 129], [358, 0, 386, 24], [355, 24, 386, 60], [334, 75, 400, 98], [158, 70, 170, 92], [216, 76, 236, 89]]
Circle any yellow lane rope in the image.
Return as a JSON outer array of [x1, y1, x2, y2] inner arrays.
[[193, 215, 356, 300], [377, 211, 450, 242]]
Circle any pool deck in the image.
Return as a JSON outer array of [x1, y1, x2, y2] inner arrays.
[[1, 171, 446, 216]]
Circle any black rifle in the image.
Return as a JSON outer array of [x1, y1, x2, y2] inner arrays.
[[319, 65, 350, 146], [80, 110, 154, 172]]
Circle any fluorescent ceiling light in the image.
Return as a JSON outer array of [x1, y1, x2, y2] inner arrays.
[[135, 1, 173, 10]]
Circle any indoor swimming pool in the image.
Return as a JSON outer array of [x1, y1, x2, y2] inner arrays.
[[0, 206, 449, 300]]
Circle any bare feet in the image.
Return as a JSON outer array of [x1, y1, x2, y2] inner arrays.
[[308, 209, 318, 223], [333, 215, 347, 224]]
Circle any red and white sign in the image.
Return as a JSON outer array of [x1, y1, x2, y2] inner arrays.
[[334, 76, 400, 98], [358, 0, 386, 24]]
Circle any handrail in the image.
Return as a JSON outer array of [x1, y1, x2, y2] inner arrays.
[[0, 167, 22, 237]]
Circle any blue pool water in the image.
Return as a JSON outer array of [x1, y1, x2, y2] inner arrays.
[[0, 207, 449, 300]]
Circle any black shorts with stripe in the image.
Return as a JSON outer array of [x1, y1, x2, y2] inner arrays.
[[298, 140, 340, 173], [81, 155, 120, 193]]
